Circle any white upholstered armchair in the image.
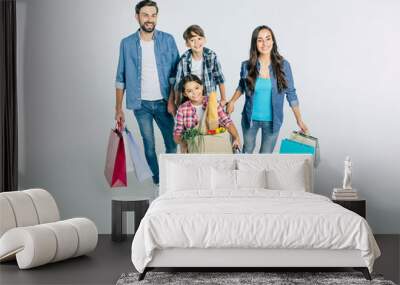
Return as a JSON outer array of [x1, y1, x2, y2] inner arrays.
[[0, 188, 98, 269]]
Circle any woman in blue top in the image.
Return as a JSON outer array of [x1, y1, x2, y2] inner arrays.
[[227, 25, 308, 153]]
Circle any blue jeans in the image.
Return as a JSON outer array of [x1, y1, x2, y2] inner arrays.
[[241, 118, 279, 153], [133, 100, 177, 184]]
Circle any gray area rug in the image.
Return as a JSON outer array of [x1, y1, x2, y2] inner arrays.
[[116, 271, 396, 285]]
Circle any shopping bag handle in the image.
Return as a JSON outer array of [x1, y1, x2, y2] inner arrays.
[[116, 120, 124, 132], [233, 145, 242, 154], [293, 130, 317, 140]]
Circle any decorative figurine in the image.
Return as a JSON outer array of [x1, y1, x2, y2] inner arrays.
[[342, 156, 352, 190]]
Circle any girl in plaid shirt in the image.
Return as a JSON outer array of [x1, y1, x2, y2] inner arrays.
[[173, 75, 240, 153]]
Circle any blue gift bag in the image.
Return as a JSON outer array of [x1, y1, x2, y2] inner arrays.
[[279, 139, 315, 155], [280, 131, 320, 167]]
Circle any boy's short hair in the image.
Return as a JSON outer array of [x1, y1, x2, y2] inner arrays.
[[135, 0, 158, 15], [183, 25, 205, 41]]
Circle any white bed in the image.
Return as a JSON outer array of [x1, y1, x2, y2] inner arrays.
[[131, 154, 380, 280]]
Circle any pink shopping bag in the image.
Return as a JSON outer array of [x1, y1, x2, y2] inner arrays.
[[104, 125, 127, 188]]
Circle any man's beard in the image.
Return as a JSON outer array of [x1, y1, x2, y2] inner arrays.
[[140, 22, 155, 33]]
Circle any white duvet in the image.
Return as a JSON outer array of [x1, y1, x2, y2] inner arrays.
[[131, 190, 380, 273]]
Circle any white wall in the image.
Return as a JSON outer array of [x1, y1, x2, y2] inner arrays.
[[17, 0, 400, 234]]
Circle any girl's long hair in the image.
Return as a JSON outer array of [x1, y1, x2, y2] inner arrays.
[[246, 25, 287, 93]]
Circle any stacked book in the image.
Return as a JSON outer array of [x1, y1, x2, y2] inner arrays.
[[332, 188, 359, 200]]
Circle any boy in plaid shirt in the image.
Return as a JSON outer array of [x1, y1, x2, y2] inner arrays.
[[174, 75, 240, 153], [174, 25, 227, 106]]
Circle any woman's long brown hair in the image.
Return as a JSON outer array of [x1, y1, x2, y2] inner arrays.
[[246, 25, 287, 93]]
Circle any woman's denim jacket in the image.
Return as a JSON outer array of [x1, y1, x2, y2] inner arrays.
[[237, 59, 299, 133]]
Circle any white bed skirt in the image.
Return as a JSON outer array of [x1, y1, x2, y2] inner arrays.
[[148, 248, 366, 268]]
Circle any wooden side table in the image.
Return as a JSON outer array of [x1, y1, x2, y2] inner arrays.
[[112, 197, 150, 242], [332, 199, 366, 219]]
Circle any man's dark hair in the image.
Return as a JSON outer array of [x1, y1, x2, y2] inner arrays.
[[135, 0, 158, 14], [183, 25, 205, 41]]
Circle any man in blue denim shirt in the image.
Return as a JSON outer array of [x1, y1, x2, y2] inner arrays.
[[115, 0, 179, 185]]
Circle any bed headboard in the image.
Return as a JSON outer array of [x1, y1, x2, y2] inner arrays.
[[159, 154, 314, 195]]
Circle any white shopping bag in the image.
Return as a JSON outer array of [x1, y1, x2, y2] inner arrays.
[[289, 131, 320, 167], [122, 131, 134, 172], [124, 127, 153, 182]]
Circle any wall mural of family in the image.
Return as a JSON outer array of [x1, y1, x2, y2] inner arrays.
[[112, 0, 309, 186]]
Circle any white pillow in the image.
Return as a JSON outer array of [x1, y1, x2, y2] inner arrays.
[[166, 162, 212, 191], [237, 158, 310, 191], [211, 168, 237, 190], [236, 169, 268, 189], [266, 161, 307, 191], [211, 168, 268, 190]]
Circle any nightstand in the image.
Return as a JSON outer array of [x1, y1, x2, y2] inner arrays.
[[112, 196, 150, 242], [332, 199, 366, 219]]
